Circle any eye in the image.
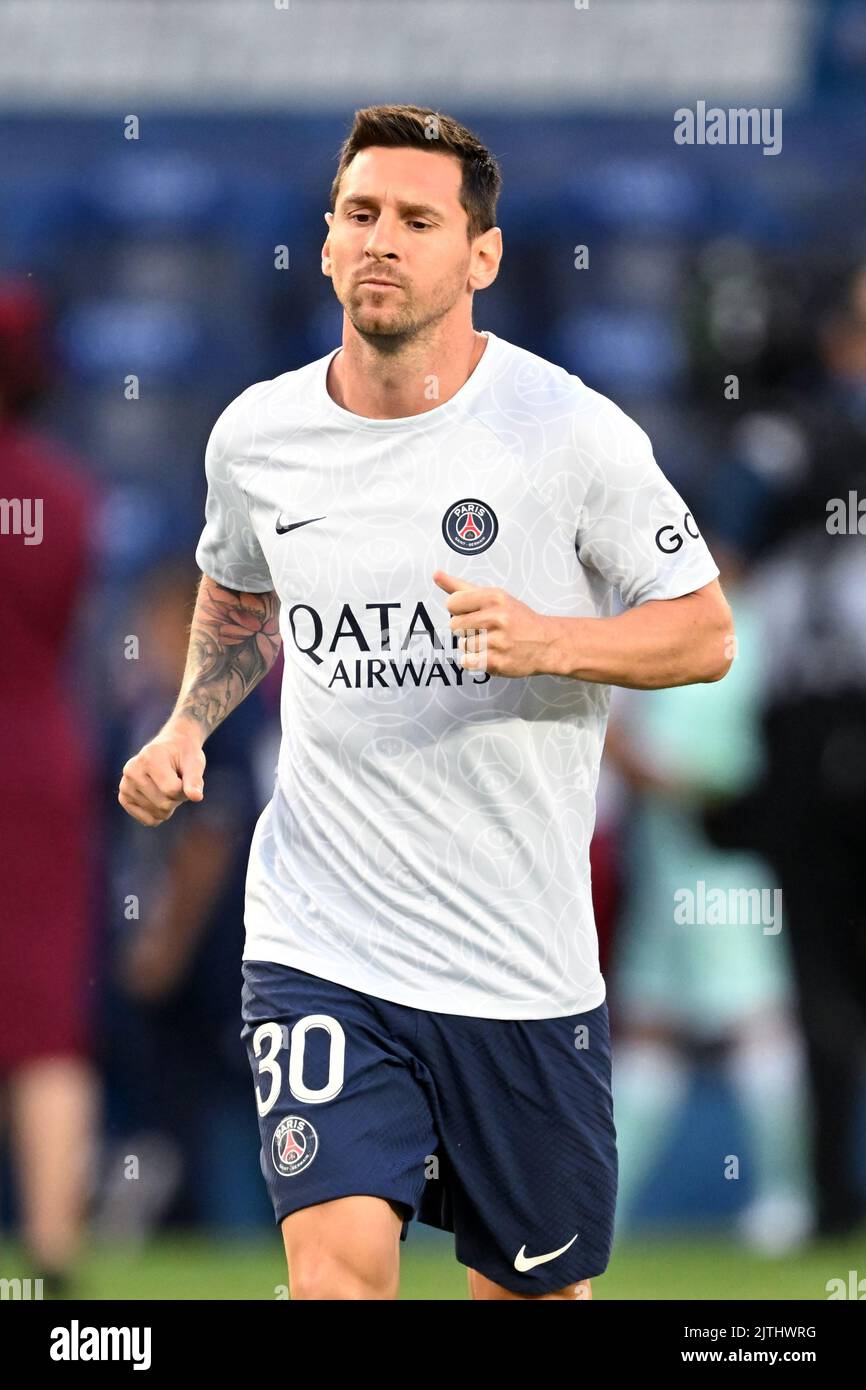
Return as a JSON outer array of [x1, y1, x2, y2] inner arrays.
[[347, 212, 431, 230]]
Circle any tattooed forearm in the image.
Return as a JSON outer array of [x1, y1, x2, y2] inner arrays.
[[171, 573, 282, 739]]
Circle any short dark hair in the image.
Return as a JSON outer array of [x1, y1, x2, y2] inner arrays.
[[329, 104, 502, 242]]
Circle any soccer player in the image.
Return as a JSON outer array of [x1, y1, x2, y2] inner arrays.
[[118, 104, 733, 1301]]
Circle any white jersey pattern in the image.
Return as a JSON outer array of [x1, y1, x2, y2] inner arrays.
[[195, 331, 719, 1018]]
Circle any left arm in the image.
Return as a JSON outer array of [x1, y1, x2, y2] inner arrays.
[[545, 578, 734, 687], [433, 573, 734, 689]]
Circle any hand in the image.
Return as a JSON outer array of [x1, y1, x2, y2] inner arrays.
[[118, 724, 206, 826], [433, 571, 560, 678]]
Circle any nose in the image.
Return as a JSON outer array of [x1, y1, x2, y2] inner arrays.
[[362, 209, 400, 261]]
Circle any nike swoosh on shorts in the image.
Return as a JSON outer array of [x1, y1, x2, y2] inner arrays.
[[513, 1233, 579, 1272]]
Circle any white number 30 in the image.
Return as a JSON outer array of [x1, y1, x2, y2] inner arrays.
[[252, 1016, 346, 1117]]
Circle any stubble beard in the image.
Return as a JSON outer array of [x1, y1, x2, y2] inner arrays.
[[341, 269, 467, 352]]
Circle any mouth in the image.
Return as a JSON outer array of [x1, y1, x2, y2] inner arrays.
[[360, 279, 402, 290]]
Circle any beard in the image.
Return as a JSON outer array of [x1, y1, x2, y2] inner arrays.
[[346, 291, 417, 341], [340, 269, 467, 348]]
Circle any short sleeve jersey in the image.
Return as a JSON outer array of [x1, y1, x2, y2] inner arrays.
[[195, 331, 719, 1018]]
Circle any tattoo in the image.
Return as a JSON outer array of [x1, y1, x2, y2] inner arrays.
[[176, 575, 281, 736]]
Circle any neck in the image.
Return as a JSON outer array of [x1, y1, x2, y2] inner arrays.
[[327, 324, 488, 420]]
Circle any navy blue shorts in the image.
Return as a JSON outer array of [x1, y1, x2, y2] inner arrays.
[[240, 959, 618, 1294]]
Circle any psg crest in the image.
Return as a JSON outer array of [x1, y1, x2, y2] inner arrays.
[[272, 1115, 318, 1177], [442, 498, 499, 555]]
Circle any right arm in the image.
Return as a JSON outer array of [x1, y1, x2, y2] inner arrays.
[[118, 573, 281, 826]]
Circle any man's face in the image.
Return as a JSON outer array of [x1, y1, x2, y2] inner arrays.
[[322, 145, 484, 341]]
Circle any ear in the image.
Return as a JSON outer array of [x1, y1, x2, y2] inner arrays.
[[469, 225, 503, 292], [322, 214, 333, 276]]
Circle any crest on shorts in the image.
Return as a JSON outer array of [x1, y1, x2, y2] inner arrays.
[[272, 1115, 319, 1177], [442, 498, 499, 555]]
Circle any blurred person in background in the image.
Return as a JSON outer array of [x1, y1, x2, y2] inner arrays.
[[0, 278, 102, 1296], [100, 560, 276, 1236], [607, 526, 813, 1254], [705, 267, 866, 1238]]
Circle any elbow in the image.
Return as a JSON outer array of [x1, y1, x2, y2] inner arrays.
[[703, 653, 733, 683], [701, 603, 736, 683]]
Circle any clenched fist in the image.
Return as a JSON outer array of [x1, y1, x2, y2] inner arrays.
[[118, 723, 206, 827]]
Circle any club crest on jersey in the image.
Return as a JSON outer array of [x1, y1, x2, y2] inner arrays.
[[442, 498, 499, 555], [272, 1116, 318, 1177]]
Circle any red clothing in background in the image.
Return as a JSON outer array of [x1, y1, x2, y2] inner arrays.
[[0, 420, 99, 1068]]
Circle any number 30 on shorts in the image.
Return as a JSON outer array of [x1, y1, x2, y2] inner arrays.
[[252, 1016, 346, 1116]]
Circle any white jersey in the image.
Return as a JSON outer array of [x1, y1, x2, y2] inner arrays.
[[195, 330, 719, 1019]]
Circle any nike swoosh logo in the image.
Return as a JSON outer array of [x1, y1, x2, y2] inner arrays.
[[513, 1234, 579, 1272], [275, 514, 326, 535]]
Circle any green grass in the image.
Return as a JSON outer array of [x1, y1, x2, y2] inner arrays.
[[3, 1226, 864, 1299], [603, 1229, 866, 1300]]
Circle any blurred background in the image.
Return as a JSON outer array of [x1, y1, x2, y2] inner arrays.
[[0, 0, 865, 1299]]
